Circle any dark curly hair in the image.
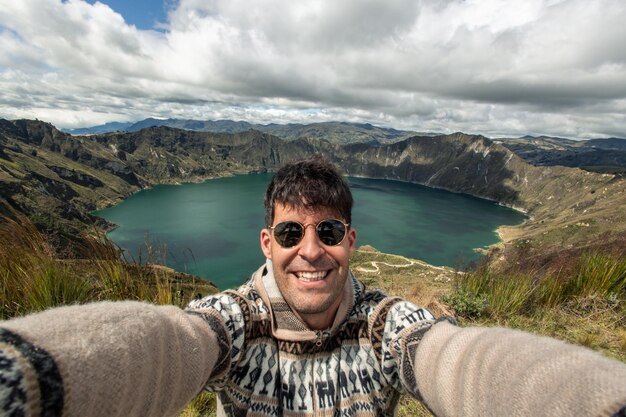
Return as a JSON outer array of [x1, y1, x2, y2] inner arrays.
[[264, 156, 353, 227]]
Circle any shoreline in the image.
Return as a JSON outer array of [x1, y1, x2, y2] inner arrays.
[[495, 224, 527, 244]]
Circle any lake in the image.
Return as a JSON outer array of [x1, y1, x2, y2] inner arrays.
[[94, 174, 526, 289]]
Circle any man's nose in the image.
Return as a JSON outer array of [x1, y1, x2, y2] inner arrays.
[[297, 225, 325, 261]]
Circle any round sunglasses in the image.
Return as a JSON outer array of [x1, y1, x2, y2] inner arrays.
[[268, 219, 350, 248]]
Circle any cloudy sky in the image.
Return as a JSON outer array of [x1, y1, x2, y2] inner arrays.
[[0, 0, 625, 139]]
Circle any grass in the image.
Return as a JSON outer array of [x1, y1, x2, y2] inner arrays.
[[0, 215, 90, 318], [444, 250, 626, 363], [556, 252, 626, 303], [177, 392, 216, 417], [0, 214, 207, 318], [446, 251, 626, 320]]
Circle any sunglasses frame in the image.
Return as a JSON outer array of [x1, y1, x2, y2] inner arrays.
[[268, 218, 351, 248]]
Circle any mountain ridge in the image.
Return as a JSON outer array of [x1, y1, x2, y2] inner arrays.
[[494, 136, 626, 173], [66, 119, 626, 172], [63, 118, 430, 145], [2, 118, 625, 268]]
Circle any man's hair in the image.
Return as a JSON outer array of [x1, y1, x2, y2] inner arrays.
[[264, 156, 353, 227]]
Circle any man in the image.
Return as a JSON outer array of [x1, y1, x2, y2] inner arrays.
[[1, 156, 625, 417]]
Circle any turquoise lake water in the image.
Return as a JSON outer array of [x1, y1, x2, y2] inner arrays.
[[94, 174, 526, 289]]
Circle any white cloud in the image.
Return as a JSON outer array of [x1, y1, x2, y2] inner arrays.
[[0, 0, 624, 138]]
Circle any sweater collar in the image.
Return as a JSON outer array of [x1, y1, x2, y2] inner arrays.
[[253, 259, 356, 342]]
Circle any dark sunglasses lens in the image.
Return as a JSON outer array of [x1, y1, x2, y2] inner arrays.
[[273, 221, 304, 247], [316, 220, 346, 246]]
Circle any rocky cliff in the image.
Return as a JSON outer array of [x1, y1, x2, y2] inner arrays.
[[330, 134, 626, 255]]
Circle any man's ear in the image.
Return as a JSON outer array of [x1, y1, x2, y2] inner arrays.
[[347, 228, 357, 256], [260, 228, 272, 259]]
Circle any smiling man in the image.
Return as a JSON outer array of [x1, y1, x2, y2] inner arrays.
[[260, 159, 357, 330], [261, 204, 353, 330], [1, 156, 626, 417]]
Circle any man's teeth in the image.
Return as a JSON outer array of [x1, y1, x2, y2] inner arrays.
[[296, 271, 327, 281]]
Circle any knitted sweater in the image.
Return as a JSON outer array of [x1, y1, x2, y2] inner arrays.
[[186, 262, 438, 416], [1, 264, 625, 417]]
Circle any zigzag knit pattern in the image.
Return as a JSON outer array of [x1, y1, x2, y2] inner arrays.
[[0, 328, 64, 417], [187, 269, 435, 417]]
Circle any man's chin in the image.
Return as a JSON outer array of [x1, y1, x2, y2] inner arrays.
[[292, 298, 335, 315], [283, 288, 334, 311]]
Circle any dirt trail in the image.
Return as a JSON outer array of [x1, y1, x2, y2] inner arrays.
[[354, 255, 449, 274]]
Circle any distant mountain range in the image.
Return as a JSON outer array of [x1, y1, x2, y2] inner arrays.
[[63, 118, 433, 145], [494, 135, 626, 173], [65, 119, 626, 173]]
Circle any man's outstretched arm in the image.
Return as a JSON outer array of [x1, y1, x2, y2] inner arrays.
[[0, 301, 222, 417], [413, 321, 626, 417]]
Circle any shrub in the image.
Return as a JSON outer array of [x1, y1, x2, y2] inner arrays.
[[445, 250, 626, 322], [443, 289, 486, 319]]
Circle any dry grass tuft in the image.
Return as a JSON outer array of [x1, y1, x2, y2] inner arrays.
[[177, 391, 216, 417], [0, 212, 215, 318], [618, 330, 626, 354]]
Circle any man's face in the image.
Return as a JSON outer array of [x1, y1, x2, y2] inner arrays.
[[260, 203, 356, 330]]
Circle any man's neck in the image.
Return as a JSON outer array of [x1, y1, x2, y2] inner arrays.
[[299, 295, 343, 330]]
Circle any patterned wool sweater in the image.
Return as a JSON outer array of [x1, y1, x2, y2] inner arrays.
[[186, 261, 437, 416]]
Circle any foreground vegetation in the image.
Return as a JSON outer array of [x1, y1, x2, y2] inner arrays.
[[447, 251, 626, 360], [0, 214, 216, 319], [350, 245, 626, 417], [1, 214, 624, 417], [0, 213, 219, 416]]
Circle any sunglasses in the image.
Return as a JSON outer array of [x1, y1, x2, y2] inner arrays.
[[268, 219, 350, 248]]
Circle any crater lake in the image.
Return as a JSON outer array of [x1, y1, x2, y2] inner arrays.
[[95, 174, 526, 289]]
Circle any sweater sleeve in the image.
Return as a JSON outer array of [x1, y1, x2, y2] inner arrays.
[[378, 298, 437, 394], [0, 301, 222, 417], [186, 292, 247, 388], [413, 321, 626, 417]]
